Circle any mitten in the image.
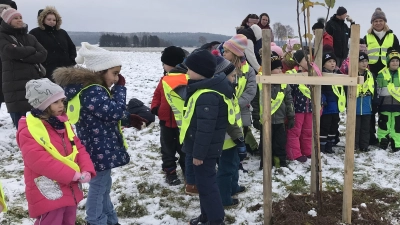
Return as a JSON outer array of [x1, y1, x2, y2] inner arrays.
[[288, 117, 295, 129], [79, 171, 91, 183], [151, 106, 159, 116], [115, 74, 126, 86], [130, 114, 148, 130], [253, 120, 261, 130], [72, 172, 82, 182]]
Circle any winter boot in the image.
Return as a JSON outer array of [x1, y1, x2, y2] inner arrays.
[[359, 148, 369, 152], [238, 162, 248, 173], [223, 198, 239, 208], [189, 214, 208, 225], [232, 186, 246, 196], [185, 184, 199, 196], [380, 138, 389, 150], [321, 142, 334, 154], [164, 168, 181, 186]]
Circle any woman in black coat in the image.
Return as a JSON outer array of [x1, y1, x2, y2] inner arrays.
[[29, 6, 76, 81]]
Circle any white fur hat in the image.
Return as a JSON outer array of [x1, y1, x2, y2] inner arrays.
[[75, 42, 122, 72]]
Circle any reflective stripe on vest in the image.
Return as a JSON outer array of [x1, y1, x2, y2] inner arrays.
[[332, 85, 346, 112], [67, 84, 128, 149], [258, 82, 287, 122], [0, 181, 6, 212], [26, 113, 80, 172], [286, 69, 311, 99], [382, 68, 400, 102], [357, 70, 374, 97], [162, 73, 189, 130], [236, 62, 250, 98], [366, 33, 394, 65], [223, 95, 243, 150], [179, 89, 236, 144]]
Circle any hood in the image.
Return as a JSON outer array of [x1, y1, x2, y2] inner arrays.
[[187, 73, 234, 99], [169, 63, 188, 74], [0, 20, 28, 35], [250, 24, 262, 41], [53, 67, 103, 101], [330, 14, 345, 24], [37, 6, 62, 30]]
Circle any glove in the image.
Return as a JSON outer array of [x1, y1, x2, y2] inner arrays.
[[79, 171, 91, 183], [287, 117, 295, 129], [130, 114, 148, 130], [253, 120, 261, 130], [115, 74, 126, 86], [72, 172, 82, 182], [151, 106, 159, 116]]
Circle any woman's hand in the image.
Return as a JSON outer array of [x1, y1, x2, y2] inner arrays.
[[193, 158, 203, 166]]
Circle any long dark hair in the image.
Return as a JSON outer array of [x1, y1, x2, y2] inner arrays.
[[259, 13, 270, 27], [240, 14, 259, 27]]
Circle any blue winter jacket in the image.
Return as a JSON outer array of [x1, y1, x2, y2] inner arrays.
[[321, 68, 344, 115], [182, 73, 234, 160], [356, 70, 373, 115], [53, 67, 130, 171]]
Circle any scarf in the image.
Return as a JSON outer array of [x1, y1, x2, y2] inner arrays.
[[31, 108, 68, 133], [373, 29, 386, 40]]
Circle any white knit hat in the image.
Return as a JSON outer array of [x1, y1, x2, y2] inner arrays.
[[75, 42, 122, 72], [25, 78, 66, 111]]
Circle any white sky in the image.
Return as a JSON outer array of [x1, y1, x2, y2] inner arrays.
[[14, 0, 400, 38]]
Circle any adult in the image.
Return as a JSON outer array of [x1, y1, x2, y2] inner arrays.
[[363, 7, 399, 145], [0, 8, 47, 128], [257, 13, 274, 42], [237, 24, 262, 72], [239, 14, 259, 29], [325, 6, 355, 67], [29, 6, 76, 81]]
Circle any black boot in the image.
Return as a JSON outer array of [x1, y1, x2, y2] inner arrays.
[[321, 142, 334, 154], [189, 214, 208, 225], [164, 168, 181, 186], [380, 138, 389, 150]]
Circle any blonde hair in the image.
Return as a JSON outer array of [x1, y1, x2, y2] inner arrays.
[[367, 23, 390, 34]]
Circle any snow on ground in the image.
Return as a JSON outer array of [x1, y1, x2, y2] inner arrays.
[[0, 51, 399, 224]]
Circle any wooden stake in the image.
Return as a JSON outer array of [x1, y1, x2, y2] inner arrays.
[[261, 29, 272, 225], [342, 24, 360, 224]]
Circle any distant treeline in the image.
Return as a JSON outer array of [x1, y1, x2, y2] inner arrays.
[[99, 34, 173, 47]]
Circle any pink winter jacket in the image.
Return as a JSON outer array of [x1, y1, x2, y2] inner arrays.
[[16, 117, 96, 218]]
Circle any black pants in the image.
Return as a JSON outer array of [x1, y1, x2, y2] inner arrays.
[[320, 113, 340, 141], [259, 124, 287, 166], [355, 115, 371, 149], [160, 123, 185, 170]]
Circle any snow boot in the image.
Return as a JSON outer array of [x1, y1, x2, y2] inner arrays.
[[380, 138, 389, 150], [223, 198, 239, 208], [164, 167, 181, 186], [189, 214, 207, 225], [321, 142, 334, 154], [185, 184, 199, 196]]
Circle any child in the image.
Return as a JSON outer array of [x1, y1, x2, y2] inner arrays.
[[252, 52, 295, 169], [181, 50, 231, 225], [0, 181, 6, 213], [376, 47, 400, 151], [285, 50, 313, 162], [16, 78, 95, 225], [320, 52, 345, 154], [53, 43, 146, 225], [127, 98, 155, 127], [355, 52, 374, 151], [151, 46, 187, 186]]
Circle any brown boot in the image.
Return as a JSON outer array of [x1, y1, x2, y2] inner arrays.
[[185, 184, 199, 196]]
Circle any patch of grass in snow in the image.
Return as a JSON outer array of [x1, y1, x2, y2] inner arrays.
[[1, 206, 29, 222], [324, 179, 342, 192], [136, 181, 160, 195], [354, 173, 371, 185], [75, 216, 86, 225], [225, 213, 236, 224], [116, 194, 148, 218], [165, 209, 185, 219], [285, 175, 308, 194]]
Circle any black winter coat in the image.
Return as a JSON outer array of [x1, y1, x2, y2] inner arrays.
[[182, 74, 234, 160], [0, 21, 47, 113], [326, 15, 352, 58], [127, 98, 155, 126], [29, 25, 76, 80]]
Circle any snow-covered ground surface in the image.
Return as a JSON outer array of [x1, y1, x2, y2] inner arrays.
[[0, 50, 399, 224]]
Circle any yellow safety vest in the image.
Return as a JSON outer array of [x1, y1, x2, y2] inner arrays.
[[382, 68, 400, 102], [162, 73, 189, 130], [357, 70, 374, 97], [236, 62, 249, 98], [258, 83, 287, 122], [0, 181, 6, 212], [332, 85, 346, 112], [179, 89, 236, 144], [222, 95, 243, 150], [286, 69, 311, 99], [366, 33, 394, 65], [66, 84, 128, 149], [26, 113, 80, 172]]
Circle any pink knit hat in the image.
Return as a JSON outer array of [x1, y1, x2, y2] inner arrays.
[[1, 8, 21, 24], [271, 42, 283, 58], [223, 34, 248, 57]]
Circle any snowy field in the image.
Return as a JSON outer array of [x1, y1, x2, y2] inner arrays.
[[0, 50, 400, 224]]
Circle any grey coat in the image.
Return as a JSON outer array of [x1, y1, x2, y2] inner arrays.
[[238, 66, 257, 126]]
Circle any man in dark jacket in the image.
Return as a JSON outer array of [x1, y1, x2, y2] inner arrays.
[[126, 98, 155, 126], [182, 50, 231, 225], [326, 6, 355, 67]]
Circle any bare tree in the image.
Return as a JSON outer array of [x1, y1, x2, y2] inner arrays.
[[285, 25, 295, 38], [273, 22, 288, 43]]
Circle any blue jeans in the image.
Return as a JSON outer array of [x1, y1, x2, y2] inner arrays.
[[86, 170, 118, 225], [10, 112, 27, 129], [217, 146, 240, 206], [185, 152, 195, 185], [194, 158, 224, 224]]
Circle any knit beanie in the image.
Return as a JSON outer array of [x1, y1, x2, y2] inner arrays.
[[386, 47, 400, 65], [75, 42, 122, 72], [323, 52, 337, 65], [185, 49, 217, 78], [359, 52, 369, 62], [371, 8, 387, 24], [161, 46, 186, 67], [1, 7, 20, 24], [223, 34, 248, 57], [25, 78, 66, 111], [271, 52, 283, 71], [271, 42, 283, 58], [336, 6, 347, 16], [293, 50, 305, 64], [215, 55, 235, 75], [312, 18, 325, 30]]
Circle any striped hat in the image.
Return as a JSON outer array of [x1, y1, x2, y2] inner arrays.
[[223, 34, 248, 57], [1, 8, 21, 24]]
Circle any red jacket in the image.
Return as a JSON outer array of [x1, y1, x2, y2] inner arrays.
[[151, 77, 177, 128], [323, 32, 333, 48], [16, 117, 95, 218]]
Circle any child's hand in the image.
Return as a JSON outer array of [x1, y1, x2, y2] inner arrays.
[[193, 158, 203, 166], [72, 172, 82, 181], [79, 171, 91, 183]]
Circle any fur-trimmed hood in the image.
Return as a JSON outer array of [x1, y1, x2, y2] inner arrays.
[[53, 67, 103, 100], [37, 6, 62, 30]]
